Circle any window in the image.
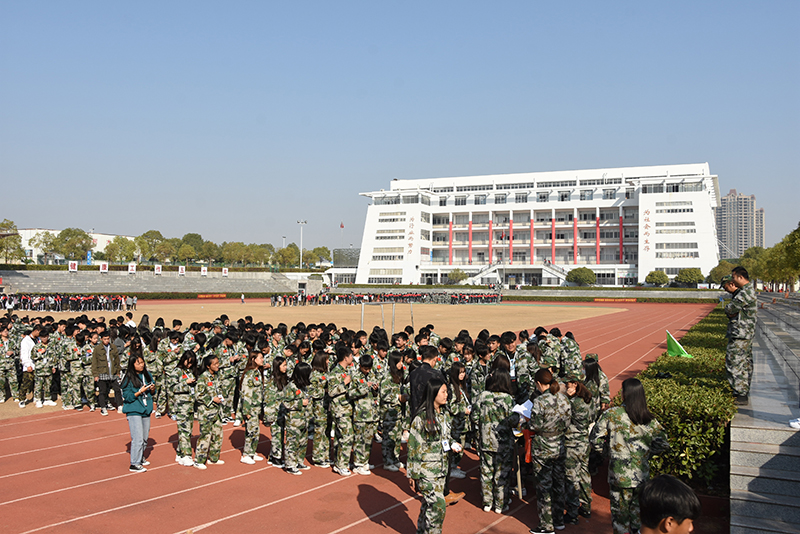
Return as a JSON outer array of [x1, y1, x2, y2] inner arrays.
[[374, 235, 404, 240], [537, 192, 549, 203], [439, 197, 447, 206], [603, 189, 615, 200], [456, 184, 493, 192], [580, 190, 593, 201], [579, 212, 595, 221], [420, 212, 431, 223], [641, 184, 664, 194], [624, 228, 638, 239], [656, 208, 694, 213], [655, 221, 694, 227], [420, 229, 430, 240], [497, 182, 536, 190], [432, 187, 454, 193], [581, 231, 596, 239], [372, 255, 404, 261], [495, 194, 507, 204], [374, 196, 400, 205], [368, 277, 402, 284], [655, 243, 698, 249], [656, 201, 692, 207], [598, 230, 619, 239], [455, 196, 467, 206], [625, 188, 634, 199], [655, 228, 696, 234], [373, 247, 404, 253], [402, 195, 419, 204], [559, 191, 570, 202], [474, 195, 487, 205], [378, 217, 406, 223], [666, 183, 680, 193], [655, 251, 699, 259], [539, 180, 577, 188], [515, 193, 528, 203], [599, 211, 617, 220], [376, 229, 404, 234], [432, 215, 449, 225]]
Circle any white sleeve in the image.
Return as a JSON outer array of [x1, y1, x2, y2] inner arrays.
[[20, 338, 34, 369]]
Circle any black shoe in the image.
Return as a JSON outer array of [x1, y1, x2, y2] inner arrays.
[[529, 528, 554, 534], [129, 464, 147, 473], [578, 508, 591, 519], [564, 515, 579, 525]]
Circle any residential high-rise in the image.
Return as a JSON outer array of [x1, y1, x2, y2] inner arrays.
[[355, 163, 721, 286], [714, 189, 766, 259]]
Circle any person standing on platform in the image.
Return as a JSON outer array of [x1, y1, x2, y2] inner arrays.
[[725, 266, 757, 405]]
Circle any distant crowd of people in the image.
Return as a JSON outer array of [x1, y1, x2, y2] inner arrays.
[[270, 292, 502, 307], [1, 293, 135, 312]]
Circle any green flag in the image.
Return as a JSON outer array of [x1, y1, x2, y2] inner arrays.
[[666, 330, 692, 358]]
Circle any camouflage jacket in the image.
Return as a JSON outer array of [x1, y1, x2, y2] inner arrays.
[[80, 344, 95, 368], [263, 375, 284, 412], [529, 390, 571, 459], [0, 337, 14, 371], [349, 373, 378, 422], [725, 282, 757, 340], [589, 406, 670, 488], [585, 370, 611, 419], [169, 366, 196, 396], [159, 343, 184, 372], [214, 345, 241, 380], [447, 384, 469, 419], [194, 370, 223, 422], [538, 334, 564, 371], [565, 394, 594, 446], [561, 337, 584, 379], [327, 363, 353, 416], [143, 346, 161, 374], [471, 390, 515, 453], [407, 409, 450, 480], [468, 361, 490, 400], [308, 370, 328, 401], [379, 370, 405, 410], [32, 343, 55, 374], [61, 337, 81, 365], [282, 383, 309, 418]]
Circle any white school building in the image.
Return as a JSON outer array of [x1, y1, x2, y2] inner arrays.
[[354, 163, 720, 286]]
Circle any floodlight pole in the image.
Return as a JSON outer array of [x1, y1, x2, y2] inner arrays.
[[297, 220, 307, 268]]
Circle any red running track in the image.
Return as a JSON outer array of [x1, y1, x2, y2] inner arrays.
[[0, 302, 716, 534]]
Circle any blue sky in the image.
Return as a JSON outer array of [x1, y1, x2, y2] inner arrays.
[[1, 1, 797, 250]]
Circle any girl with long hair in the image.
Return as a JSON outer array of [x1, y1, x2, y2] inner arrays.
[[309, 351, 331, 467], [379, 352, 406, 471], [590, 378, 670, 534], [283, 362, 312, 474], [193, 354, 224, 470], [446, 361, 470, 479], [528, 368, 571, 534], [239, 351, 266, 465], [407, 378, 459, 534], [563, 377, 594, 523], [264, 355, 288, 467], [171, 349, 198, 466], [120, 355, 154, 473], [582, 355, 611, 419]]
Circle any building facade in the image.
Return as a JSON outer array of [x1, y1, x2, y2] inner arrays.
[[714, 189, 766, 259], [355, 163, 720, 286]]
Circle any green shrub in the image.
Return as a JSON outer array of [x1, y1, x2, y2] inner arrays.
[[566, 267, 596, 286]]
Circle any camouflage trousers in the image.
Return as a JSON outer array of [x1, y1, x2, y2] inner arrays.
[[195, 414, 223, 464], [219, 375, 237, 419], [533, 454, 567, 530], [19, 371, 35, 401], [609, 484, 640, 534], [34, 370, 53, 403], [353, 420, 377, 467], [61, 369, 82, 407], [153, 371, 167, 414], [564, 439, 591, 518], [450, 414, 466, 466], [479, 449, 513, 510], [415, 476, 446, 534], [79, 367, 96, 406], [331, 408, 354, 471], [264, 405, 284, 461], [284, 410, 310, 468], [381, 407, 403, 464], [0, 365, 19, 399], [173, 395, 195, 457], [310, 399, 331, 464], [242, 413, 261, 457], [726, 338, 753, 396]]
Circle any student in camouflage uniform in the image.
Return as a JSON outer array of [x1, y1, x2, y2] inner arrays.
[[349, 355, 379, 475], [536, 327, 565, 374], [528, 367, 571, 534], [33, 329, 58, 407], [172, 350, 198, 466], [214, 334, 242, 422], [468, 343, 491, 401], [380, 351, 407, 470], [446, 361, 469, 479], [309, 351, 331, 467], [470, 370, 517, 514], [560, 332, 584, 380], [407, 377, 457, 534], [143, 332, 162, 414], [77, 332, 97, 410], [59, 326, 82, 409], [157, 331, 184, 418], [239, 351, 265, 467], [725, 266, 757, 403], [0, 321, 19, 402], [193, 354, 225, 469], [590, 378, 670, 534], [582, 355, 610, 419], [264, 356, 288, 466], [283, 362, 312, 474], [563, 377, 594, 523], [328, 347, 355, 476]]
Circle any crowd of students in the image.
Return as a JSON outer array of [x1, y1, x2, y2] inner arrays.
[[1, 293, 133, 312], [270, 291, 502, 307], [0, 310, 685, 534]]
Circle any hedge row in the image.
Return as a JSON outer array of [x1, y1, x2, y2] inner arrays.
[[501, 295, 719, 304], [622, 307, 736, 488], [0, 264, 324, 273]]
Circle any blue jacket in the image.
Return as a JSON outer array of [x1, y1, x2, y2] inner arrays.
[[122, 372, 154, 417]]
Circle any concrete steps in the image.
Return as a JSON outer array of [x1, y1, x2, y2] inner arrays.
[[729, 328, 800, 533]]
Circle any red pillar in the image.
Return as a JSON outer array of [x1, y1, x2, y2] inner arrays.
[[573, 217, 578, 264], [468, 220, 473, 264], [595, 217, 600, 264], [529, 219, 534, 265], [619, 216, 624, 263], [488, 220, 493, 263], [509, 219, 514, 265], [551, 218, 556, 263], [448, 219, 453, 265]]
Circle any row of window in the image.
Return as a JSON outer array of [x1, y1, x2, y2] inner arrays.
[[655, 251, 700, 259], [655, 229, 696, 234], [641, 182, 703, 194], [655, 221, 695, 227], [656, 208, 694, 213], [372, 255, 405, 261], [368, 277, 401, 284], [438, 189, 635, 206], [655, 242, 698, 249]]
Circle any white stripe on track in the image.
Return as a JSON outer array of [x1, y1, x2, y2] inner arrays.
[[473, 502, 528, 534], [0, 418, 116, 442]]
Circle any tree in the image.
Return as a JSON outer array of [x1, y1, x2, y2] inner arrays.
[[181, 233, 204, 252], [274, 245, 300, 267], [675, 268, 705, 286], [55, 228, 93, 260], [447, 268, 468, 284], [105, 236, 137, 262], [29, 231, 58, 264], [302, 249, 319, 267], [177, 244, 196, 263], [222, 242, 248, 265], [0, 219, 25, 263], [153, 240, 176, 262], [249, 243, 272, 266], [739, 246, 767, 282], [135, 230, 164, 261], [200, 241, 220, 263], [645, 270, 669, 286], [312, 246, 331, 263], [707, 260, 737, 285], [566, 267, 596, 286]]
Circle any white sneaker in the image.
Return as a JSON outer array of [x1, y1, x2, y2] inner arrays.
[[253, 454, 265, 462], [353, 466, 371, 476], [44, 400, 57, 406], [374, 432, 383, 443], [35, 401, 43, 408], [194, 462, 207, 470], [117, 406, 123, 414], [0, 398, 4, 403], [401, 430, 410, 443], [790, 418, 800, 430], [483, 505, 492, 512], [233, 419, 242, 427], [208, 459, 225, 465], [241, 455, 256, 465]]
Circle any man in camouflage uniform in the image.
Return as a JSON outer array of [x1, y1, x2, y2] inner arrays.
[[560, 333, 584, 380], [470, 387, 516, 512], [349, 356, 379, 475], [157, 331, 184, 417], [725, 267, 757, 404], [79, 332, 98, 410], [60, 326, 83, 409], [0, 321, 19, 402], [214, 334, 241, 422], [536, 327, 564, 373], [328, 348, 355, 475], [33, 329, 57, 407]]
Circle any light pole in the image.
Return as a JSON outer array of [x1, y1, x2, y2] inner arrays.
[[297, 220, 307, 268]]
